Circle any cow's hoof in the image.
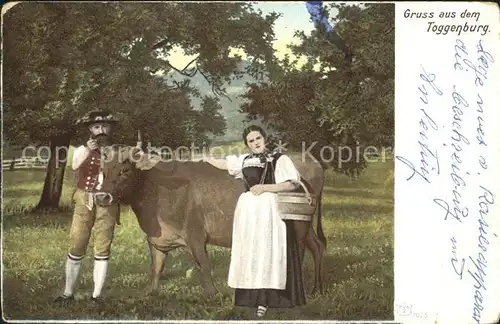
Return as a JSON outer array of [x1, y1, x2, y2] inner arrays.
[[145, 288, 159, 297]]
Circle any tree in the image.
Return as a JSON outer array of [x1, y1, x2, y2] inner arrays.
[[197, 96, 228, 139], [239, 3, 394, 176], [3, 2, 279, 210]]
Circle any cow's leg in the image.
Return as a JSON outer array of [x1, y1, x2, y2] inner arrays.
[[304, 226, 325, 295], [146, 239, 167, 296], [187, 240, 217, 296], [293, 220, 310, 265]]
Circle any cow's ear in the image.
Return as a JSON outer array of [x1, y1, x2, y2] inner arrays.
[[134, 152, 161, 170]]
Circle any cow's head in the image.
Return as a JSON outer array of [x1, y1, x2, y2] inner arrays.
[[98, 136, 160, 205]]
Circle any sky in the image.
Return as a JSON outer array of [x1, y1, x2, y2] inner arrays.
[[168, 1, 317, 69], [251, 1, 315, 59]]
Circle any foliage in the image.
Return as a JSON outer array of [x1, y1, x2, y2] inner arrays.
[[2, 2, 279, 148], [2, 156, 394, 320], [239, 3, 394, 175], [2, 2, 279, 208]]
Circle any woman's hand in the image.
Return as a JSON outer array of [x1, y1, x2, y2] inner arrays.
[[250, 184, 268, 195]]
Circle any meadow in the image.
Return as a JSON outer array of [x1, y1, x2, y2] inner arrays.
[[2, 152, 394, 321]]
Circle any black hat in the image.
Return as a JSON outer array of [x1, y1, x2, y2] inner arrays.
[[76, 110, 118, 126]]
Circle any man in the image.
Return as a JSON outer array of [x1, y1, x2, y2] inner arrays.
[[54, 110, 120, 303]]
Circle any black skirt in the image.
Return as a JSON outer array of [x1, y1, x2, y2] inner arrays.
[[234, 220, 306, 308]]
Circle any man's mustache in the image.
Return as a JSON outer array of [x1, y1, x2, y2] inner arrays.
[[92, 133, 109, 139], [92, 133, 112, 146]]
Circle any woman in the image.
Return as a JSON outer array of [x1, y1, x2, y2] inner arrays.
[[203, 125, 306, 317]]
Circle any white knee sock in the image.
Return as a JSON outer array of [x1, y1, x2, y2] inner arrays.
[[92, 257, 109, 298], [64, 254, 83, 297]]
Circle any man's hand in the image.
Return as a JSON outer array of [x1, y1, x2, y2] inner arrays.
[[86, 139, 99, 150], [250, 184, 268, 196]]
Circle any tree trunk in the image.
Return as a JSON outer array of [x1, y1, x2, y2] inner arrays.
[[35, 134, 71, 211]]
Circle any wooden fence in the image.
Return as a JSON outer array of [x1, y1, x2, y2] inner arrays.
[[2, 157, 49, 170]]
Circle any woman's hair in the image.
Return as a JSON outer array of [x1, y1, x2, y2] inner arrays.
[[242, 125, 267, 146]]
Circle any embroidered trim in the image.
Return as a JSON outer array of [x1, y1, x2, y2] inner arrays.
[[68, 253, 84, 261], [94, 255, 110, 261], [242, 157, 265, 168], [85, 192, 94, 211]]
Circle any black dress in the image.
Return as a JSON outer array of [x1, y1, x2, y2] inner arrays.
[[233, 152, 306, 308]]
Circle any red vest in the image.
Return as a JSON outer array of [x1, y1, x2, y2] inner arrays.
[[77, 150, 101, 191]]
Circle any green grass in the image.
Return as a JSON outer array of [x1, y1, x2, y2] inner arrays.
[[2, 158, 394, 321]]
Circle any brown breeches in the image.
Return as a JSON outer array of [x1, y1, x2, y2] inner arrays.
[[68, 189, 119, 258]]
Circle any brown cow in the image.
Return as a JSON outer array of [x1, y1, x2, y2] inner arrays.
[[98, 144, 326, 296]]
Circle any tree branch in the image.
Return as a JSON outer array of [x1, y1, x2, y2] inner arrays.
[[151, 38, 170, 51], [152, 43, 233, 101]]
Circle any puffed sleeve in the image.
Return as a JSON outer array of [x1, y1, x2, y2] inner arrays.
[[71, 145, 87, 170], [226, 154, 249, 179], [274, 155, 301, 184]]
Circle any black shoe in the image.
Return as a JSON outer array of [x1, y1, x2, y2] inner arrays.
[[256, 305, 268, 317], [53, 295, 74, 304], [90, 296, 104, 303]]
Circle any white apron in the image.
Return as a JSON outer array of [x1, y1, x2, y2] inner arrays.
[[225, 153, 301, 290]]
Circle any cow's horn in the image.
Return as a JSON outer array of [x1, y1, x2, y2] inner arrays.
[[136, 129, 143, 149]]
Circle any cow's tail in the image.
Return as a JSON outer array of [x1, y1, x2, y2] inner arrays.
[[316, 190, 326, 249]]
